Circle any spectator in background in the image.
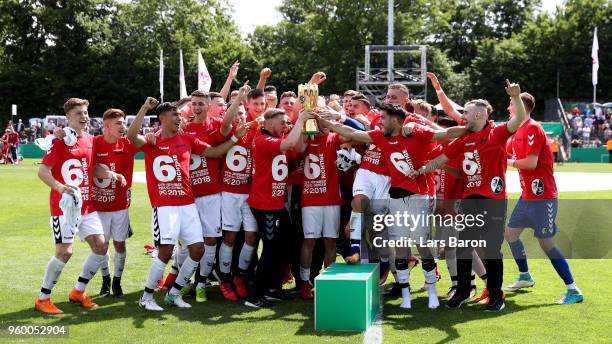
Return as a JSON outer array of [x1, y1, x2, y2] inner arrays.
[[551, 136, 560, 163], [603, 124, 611, 142], [608, 138, 612, 163], [5, 127, 19, 164], [46, 120, 56, 133], [593, 138, 602, 148], [16, 119, 24, 133], [584, 105, 593, 115], [582, 125, 591, 142]]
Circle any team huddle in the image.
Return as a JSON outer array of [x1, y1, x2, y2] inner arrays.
[[33, 65, 583, 315]]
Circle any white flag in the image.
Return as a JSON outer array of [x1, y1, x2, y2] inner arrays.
[[592, 27, 599, 86], [197, 48, 212, 92], [159, 49, 164, 103], [179, 49, 187, 99]]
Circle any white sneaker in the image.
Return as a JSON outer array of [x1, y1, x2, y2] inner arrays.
[[504, 274, 535, 291], [139, 298, 164, 311], [164, 293, 192, 308]]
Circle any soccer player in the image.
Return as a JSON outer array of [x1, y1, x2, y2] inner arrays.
[[279, 91, 297, 122], [91, 108, 139, 298], [264, 85, 278, 109], [416, 80, 527, 312], [128, 97, 245, 311], [321, 103, 467, 309], [220, 92, 259, 300], [35, 98, 110, 314], [245, 89, 267, 122], [342, 90, 358, 115], [184, 88, 244, 302], [245, 108, 312, 308], [297, 126, 344, 299], [504, 93, 583, 304], [208, 92, 227, 118]]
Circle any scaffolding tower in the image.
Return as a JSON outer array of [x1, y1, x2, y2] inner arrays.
[[356, 45, 427, 104]]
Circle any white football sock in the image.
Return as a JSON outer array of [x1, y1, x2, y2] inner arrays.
[[349, 211, 362, 240], [76, 253, 107, 291], [171, 257, 199, 295], [427, 283, 440, 309], [300, 267, 310, 282], [199, 244, 216, 278], [219, 243, 233, 274], [100, 253, 110, 277], [39, 256, 66, 300], [114, 251, 126, 277], [238, 243, 255, 271], [400, 287, 412, 309], [143, 257, 167, 300]]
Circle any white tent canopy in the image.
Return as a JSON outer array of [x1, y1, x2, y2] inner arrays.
[[435, 99, 464, 113]]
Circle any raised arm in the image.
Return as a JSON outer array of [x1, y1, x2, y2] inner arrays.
[[221, 81, 250, 136], [505, 79, 527, 133], [256, 68, 271, 91], [219, 60, 240, 101], [318, 117, 372, 144], [428, 72, 464, 124], [280, 110, 310, 152], [128, 97, 158, 148], [318, 109, 366, 131], [308, 71, 326, 85], [402, 123, 467, 141]]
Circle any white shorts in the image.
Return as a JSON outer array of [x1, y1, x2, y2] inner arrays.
[[152, 204, 203, 246], [50, 212, 103, 244], [221, 192, 258, 232], [98, 209, 132, 242], [195, 194, 222, 238], [302, 206, 341, 239], [387, 194, 432, 243], [352, 168, 390, 213]]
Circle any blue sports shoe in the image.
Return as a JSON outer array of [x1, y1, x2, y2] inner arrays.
[[556, 289, 584, 305]]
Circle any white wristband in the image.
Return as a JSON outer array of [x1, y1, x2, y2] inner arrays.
[[230, 135, 238, 143]]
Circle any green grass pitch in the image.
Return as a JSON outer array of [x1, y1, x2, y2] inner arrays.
[[0, 160, 611, 343]]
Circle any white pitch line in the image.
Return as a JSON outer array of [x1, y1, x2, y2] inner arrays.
[[364, 295, 384, 344]]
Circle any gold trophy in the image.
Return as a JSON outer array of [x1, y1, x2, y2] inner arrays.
[[298, 83, 320, 136]]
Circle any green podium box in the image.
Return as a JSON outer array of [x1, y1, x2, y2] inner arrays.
[[314, 263, 380, 332]]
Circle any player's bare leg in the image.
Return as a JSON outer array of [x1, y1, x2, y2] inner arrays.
[[323, 237, 337, 267], [299, 238, 316, 299]]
